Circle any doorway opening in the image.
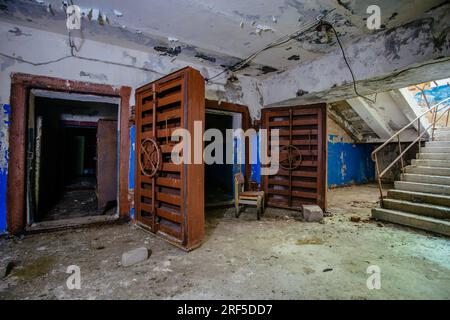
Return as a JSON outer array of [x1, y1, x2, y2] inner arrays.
[[27, 91, 120, 225], [204, 109, 242, 208]]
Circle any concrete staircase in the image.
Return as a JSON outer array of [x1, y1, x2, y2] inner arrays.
[[372, 128, 450, 236]]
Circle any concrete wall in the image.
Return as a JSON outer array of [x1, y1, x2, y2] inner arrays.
[[374, 142, 419, 183]]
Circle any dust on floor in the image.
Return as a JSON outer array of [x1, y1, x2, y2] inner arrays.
[[0, 184, 449, 299]]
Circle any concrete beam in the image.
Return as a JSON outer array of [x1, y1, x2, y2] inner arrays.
[[391, 89, 430, 139], [260, 3, 450, 107], [347, 97, 394, 140], [327, 105, 364, 142]]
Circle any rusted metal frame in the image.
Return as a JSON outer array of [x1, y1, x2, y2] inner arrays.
[[205, 99, 252, 184], [134, 93, 142, 226], [151, 83, 157, 232], [138, 67, 205, 250], [288, 108, 293, 208], [261, 104, 326, 210], [317, 105, 327, 210], [7, 73, 131, 234], [179, 74, 186, 244], [262, 111, 269, 206], [184, 68, 205, 250]]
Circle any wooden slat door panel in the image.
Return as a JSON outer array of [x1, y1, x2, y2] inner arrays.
[[135, 67, 205, 250], [262, 104, 326, 210], [96, 119, 118, 211]]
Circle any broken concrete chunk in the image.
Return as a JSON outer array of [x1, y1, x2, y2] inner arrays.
[[121, 247, 150, 267], [113, 9, 123, 17], [1, 261, 16, 278], [302, 205, 323, 222]]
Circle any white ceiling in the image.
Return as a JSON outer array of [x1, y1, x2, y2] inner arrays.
[[0, 0, 446, 77]]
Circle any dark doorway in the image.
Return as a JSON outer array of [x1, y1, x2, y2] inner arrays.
[[28, 95, 119, 223], [204, 110, 241, 207]]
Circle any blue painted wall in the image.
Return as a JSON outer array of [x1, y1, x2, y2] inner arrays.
[[129, 125, 135, 219], [0, 104, 10, 233], [327, 134, 375, 188], [251, 133, 261, 184], [249, 132, 374, 188]]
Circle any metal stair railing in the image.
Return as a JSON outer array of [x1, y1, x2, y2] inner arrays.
[[371, 97, 450, 207]]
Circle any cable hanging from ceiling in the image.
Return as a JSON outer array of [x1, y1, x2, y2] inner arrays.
[[205, 9, 381, 104], [205, 9, 337, 83]]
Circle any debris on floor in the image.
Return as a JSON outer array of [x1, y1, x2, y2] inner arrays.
[[121, 247, 151, 267], [0, 184, 449, 299], [301, 205, 323, 222]]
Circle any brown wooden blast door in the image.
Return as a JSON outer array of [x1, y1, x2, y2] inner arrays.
[[135, 67, 205, 250], [96, 119, 118, 211], [262, 104, 327, 210]]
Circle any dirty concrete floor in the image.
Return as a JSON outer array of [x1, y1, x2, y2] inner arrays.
[[1, 184, 449, 300], [41, 176, 116, 222], [43, 190, 99, 221]]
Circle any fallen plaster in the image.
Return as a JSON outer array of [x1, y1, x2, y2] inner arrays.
[[260, 4, 450, 106], [1, 185, 449, 299], [0, 20, 264, 118]]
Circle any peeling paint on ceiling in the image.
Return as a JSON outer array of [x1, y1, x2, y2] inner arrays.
[[0, 0, 446, 78]]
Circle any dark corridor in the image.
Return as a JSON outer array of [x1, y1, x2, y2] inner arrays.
[[29, 96, 118, 223], [205, 112, 235, 206]]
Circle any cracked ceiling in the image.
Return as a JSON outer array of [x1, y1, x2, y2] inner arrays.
[[0, 0, 446, 78]]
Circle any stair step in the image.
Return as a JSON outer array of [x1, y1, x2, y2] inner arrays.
[[412, 159, 450, 168], [433, 136, 450, 141], [404, 165, 450, 176], [388, 189, 450, 207], [395, 181, 450, 195], [418, 153, 450, 160], [421, 147, 450, 153], [425, 141, 450, 147], [372, 208, 450, 236], [434, 127, 450, 132], [402, 173, 450, 186], [383, 199, 450, 219]]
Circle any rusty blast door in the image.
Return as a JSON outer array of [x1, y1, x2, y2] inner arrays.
[[134, 67, 205, 250], [97, 119, 118, 211], [261, 104, 326, 210]]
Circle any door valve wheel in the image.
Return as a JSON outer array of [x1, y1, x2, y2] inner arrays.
[[139, 138, 162, 177], [279, 145, 303, 170]]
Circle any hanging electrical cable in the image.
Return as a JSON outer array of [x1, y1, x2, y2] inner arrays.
[[205, 9, 337, 82], [322, 21, 377, 104], [205, 11, 378, 105]]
